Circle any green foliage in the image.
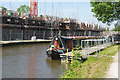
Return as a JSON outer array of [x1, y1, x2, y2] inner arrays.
[[81, 56, 113, 78], [72, 45, 82, 61], [61, 60, 82, 78], [74, 51, 82, 60], [70, 60, 82, 68], [98, 44, 119, 56], [61, 69, 77, 78], [112, 25, 120, 31], [72, 49, 83, 62], [112, 21, 120, 31], [119, 45, 120, 50], [106, 27, 109, 31], [90, 2, 120, 25], [73, 45, 81, 50], [61, 57, 113, 78], [17, 5, 30, 14]]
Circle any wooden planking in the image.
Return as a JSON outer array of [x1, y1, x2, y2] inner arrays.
[[60, 43, 113, 58]]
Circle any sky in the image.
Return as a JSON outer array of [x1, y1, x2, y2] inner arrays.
[[0, 0, 116, 30]]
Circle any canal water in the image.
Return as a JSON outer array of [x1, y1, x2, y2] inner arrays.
[[2, 43, 66, 78]]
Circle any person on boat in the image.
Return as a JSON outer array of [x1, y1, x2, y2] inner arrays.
[[59, 47, 64, 50], [51, 45, 64, 53]]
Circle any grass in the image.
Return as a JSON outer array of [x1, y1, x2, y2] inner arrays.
[[118, 44, 120, 50], [60, 44, 119, 78], [98, 44, 119, 56]]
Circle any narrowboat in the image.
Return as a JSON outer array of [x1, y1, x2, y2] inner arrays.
[[46, 34, 73, 60]]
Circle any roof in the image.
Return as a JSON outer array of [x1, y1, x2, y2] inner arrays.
[[81, 39, 106, 41], [67, 36, 96, 39], [60, 36, 73, 40]]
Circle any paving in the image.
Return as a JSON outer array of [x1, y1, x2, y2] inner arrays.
[[105, 51, 119, 78]]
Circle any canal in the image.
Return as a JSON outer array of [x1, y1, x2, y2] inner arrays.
[[2, 43, 66, 78]]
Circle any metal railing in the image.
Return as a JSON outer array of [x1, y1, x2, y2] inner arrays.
[[81, 39, 114, 49]]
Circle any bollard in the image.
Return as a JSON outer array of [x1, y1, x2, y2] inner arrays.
[[71, 49, 74, 63], [99, 50, 100, 55], [66, 49, 68, 70], [67, 49, 68, 63], [96, 50, 98, 55]]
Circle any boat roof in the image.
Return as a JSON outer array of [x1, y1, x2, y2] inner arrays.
[[81, 39, 106, 41], [67, 36, 96, 39], [60, 36, 73, 40]]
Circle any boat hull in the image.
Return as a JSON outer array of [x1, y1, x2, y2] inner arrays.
[[46, 50, 61, 60]]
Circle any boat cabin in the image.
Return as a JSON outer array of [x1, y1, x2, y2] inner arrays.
[[48, 35, 73, 52]]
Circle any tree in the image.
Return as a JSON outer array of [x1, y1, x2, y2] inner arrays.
[[90, 1, 120, 25], [17, 5, 30, 14], [112, 20, 120, 31]]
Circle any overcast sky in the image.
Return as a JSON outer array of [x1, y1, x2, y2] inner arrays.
[[0, 0, 116, 30]]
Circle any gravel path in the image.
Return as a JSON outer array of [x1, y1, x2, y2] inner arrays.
[[105, 51, 119, 78]]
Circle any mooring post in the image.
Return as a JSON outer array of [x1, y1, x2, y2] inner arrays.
[[71, 50, 74, 63], [99, 49, 100, 55], [66, 49, 69, 70], [21, 30, 23, 40], [106, 39, 108, 48], [96, 50, 98, 55], [10, 30, 12, 41], [34, 31, 35, 36], [87, 41, 89, 48], [43, 31, 45, 39], [85, 41, 87, 49], [66, 49, 68, 63], [81, 40, 83, 49], [91, 41, 92, 47]]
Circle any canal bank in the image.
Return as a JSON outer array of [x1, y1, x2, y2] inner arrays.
[[60, 44, 119, 78], [0, 39, 51, 46]]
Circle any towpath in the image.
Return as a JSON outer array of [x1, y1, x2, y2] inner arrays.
[[105, 50, 119, 78]]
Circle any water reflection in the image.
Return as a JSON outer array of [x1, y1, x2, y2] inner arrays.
[[2, 43, 65, 78]]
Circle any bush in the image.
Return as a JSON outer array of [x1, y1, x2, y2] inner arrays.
[[73, 45, 82, 50]]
